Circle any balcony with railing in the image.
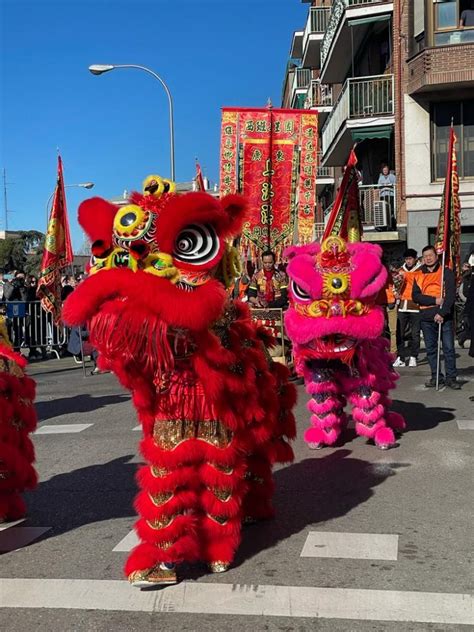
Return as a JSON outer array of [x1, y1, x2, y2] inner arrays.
[[359, 184, 397, 229], [318, 184, 397, 240], [301, 7, 331, 68], [290, 68, 311, 108], [320, 0, 393, 83], [304, 79, 334, 124], [322, 74, 394, 165], [316, 151, 335, 180], [305, 80, 333, 108]]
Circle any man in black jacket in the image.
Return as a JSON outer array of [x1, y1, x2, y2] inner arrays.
[[412, 246, 460, 389]]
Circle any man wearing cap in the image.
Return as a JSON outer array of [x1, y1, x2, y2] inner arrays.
[[393, 249, 422, 368]]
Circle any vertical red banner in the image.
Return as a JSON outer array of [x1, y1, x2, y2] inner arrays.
[[239, 109, 273, 257], [219, 110, 238, 197], [271, 111, 301, 259], [297, 113, 318, 244], [219, 107, 318, 260]]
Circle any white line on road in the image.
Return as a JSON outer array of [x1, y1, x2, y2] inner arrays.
[[0, 578, 472, 625], [0, 527, 51, 552], [300, 531, 398, 561], [457, 420, 474, 430], [35, 424, 93, 434], [0, 519, 25, 532], [112, 530, 138, 552], [132, 426, 141, 432]]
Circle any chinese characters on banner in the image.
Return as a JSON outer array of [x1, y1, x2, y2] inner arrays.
[[219, 107, 318, 261], [435, 127, 461, 285]]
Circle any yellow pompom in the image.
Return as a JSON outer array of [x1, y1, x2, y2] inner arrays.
[[142, 174, 176, 198]]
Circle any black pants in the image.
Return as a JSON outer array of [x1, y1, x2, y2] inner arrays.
[[397, 311, 421, 359]]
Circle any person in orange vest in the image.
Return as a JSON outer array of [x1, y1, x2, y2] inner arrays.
[[376, 264, 400, 354], [412, 245, 460, 389], [393, 249, 422, 368]]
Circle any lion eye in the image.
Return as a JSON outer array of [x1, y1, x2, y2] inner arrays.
[[173, 224, 220, 265], [291, 280, 311, 301]]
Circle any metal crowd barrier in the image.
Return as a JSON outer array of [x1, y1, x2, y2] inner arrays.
[[4, 300, 69, 359]]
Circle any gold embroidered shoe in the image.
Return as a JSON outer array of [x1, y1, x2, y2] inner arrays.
[[128, 564, 177, 588], [209, 561, 230, 573]]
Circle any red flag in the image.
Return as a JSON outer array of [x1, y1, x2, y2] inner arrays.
[[322, 148, 362, 243], [434, 126, 461, 285], [195, 162, 205, 191], [37, 156, 73, 323]]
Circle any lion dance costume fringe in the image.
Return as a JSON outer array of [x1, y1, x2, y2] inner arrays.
[[284, 236, 406, 451], [63, 176, 296, 587], [0, 318, 38, 522]]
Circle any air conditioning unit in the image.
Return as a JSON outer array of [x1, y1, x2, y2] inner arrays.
[[373, 201, 389, 228]]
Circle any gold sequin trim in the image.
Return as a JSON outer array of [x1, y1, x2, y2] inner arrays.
[[206, 513, 228, 525], [158, 540, 174, 550], [150, 466, 169, 478], [146, 514, 177, 530], [210, 487, 232, 502], [211, 463, 234, 474], [149, 491, 173, 507], [153, 419, 233, 451]]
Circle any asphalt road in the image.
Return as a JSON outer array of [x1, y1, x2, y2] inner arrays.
[[0, 349, 473, 631]]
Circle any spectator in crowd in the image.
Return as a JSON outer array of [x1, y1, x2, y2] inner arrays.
[[231, 271, 250, 303], [61, 275, 76, 301], [412, 245, 460, 389], [248, 251, 288, 309], [4, 271, 28, 350], [393, 249, 422, 368], [0, 271, 5, 303], [460, 247, 474, 355], [377, 165, 396, 230], [460, 2, 474, 27]]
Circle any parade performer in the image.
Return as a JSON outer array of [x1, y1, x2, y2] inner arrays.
[[0, 317, 38, 522], [63, 175, 296, 587], [284, 151, 405, 451]]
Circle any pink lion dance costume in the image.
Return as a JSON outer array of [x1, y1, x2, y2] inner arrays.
[[0, 320, 38, 522], [63, 176, 295, 587], [285, 235, 405, 450]]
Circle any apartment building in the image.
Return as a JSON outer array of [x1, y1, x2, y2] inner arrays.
[[283, 0, 474, 261], [399, 0, 474, 261]]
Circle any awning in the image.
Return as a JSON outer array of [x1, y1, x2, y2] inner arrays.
[[348, 15, 391, 28], [351, 125, 393, 142]]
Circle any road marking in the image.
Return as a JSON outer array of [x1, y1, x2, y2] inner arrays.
[[132, 425, 141, 432], [0, 519, 25, 532], [457, 420, 474, 430], [113, 530, 138, 552], [35, 424, 93, 434], [0, 578, 472, 625], [0, 527, 50, 552], [300, 531, 398, 561]]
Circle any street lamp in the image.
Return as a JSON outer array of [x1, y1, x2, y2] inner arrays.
[[88, 64, 175, 182], [46, 182, 95, 227]]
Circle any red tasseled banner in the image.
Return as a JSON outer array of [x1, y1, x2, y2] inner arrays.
[[90, 306, 175, 384]]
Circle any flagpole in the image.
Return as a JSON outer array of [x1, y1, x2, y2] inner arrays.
[[435, 250, 446, 391]]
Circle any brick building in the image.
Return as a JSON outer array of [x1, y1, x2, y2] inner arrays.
[[283, 0, 474, 262]]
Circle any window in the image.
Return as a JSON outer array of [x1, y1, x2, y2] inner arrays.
[[432, 101, 474, 180], [433, 0, 474, 45]]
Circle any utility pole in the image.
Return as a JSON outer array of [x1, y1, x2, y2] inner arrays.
[[2, 168, 9, 232]]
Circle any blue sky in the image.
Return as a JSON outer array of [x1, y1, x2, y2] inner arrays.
[[1, 0, 307, 250]]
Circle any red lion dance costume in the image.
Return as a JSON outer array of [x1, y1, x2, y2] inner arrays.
[[63, 176, 295, 587], [0, 319, 38, 522]]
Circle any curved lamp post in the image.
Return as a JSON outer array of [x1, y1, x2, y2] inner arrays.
[[46, 182, 94, 227], [88, 64, 175, 182]]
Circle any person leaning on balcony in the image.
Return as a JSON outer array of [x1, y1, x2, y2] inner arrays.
[[412, 246, 460, 390], [377, 165, 396, 230], [393, 249, 422, 369], [460, 3, 474, 27]]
